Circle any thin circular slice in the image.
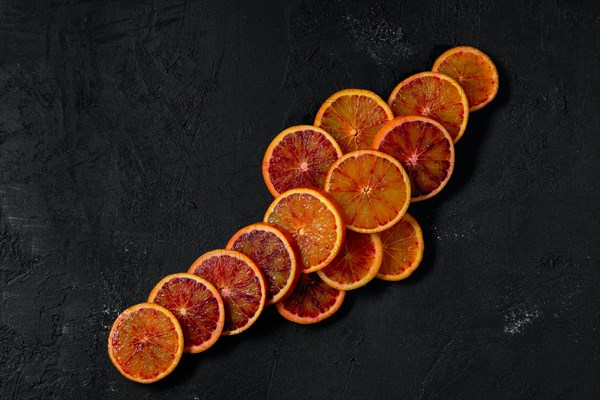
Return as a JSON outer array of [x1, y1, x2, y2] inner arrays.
[[388, 72, 469, 143], [324, 150, 411, 233], [432, 46, 499, 112], [226, 222, 300, 305], [148, 273, 225, 354], [264, 187, 345, 273], [317, 231, 383, 290], [276, 273, 345, 324], [378, 213, 424, 281], [188, 250, 266, 335], [262, 125, 343, 197], [314, 89, 394, 153], [373, 116, 455, 202], [108, 303, 184, 384]]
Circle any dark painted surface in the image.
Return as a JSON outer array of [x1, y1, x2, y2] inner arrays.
[[1, 0, 599, 399]]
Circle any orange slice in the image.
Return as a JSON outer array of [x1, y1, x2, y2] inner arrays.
[[108, 303, 184, 384], [388, 72, 469, 143], [377, 213, 424, 281], [324, 150, 411, 233]]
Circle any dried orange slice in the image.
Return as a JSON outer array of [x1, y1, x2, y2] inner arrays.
[[108, 303, 184, 384], [188, 250, 266, 335], [432, 46, 499, 112], [324, 150, 411, 233], [148, 273, 224, 354], [317, 231, 383, 290], [378, 213, 424, 281], [314, 89, 394, 153], [262, 126, 342, 197], [373, 116, 455, 202], [276, 273, 345, 324], [264, 188, 345, 273], [226, 222, 300, 305], [388, 72, 469, 143]]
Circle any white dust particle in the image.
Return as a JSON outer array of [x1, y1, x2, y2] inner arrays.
[[503, 305, 541, 335]]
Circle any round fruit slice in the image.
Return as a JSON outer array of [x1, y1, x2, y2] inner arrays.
[[262, 125, 343, 197], [324, 150, 411, 233], [388, 72, 469, 143], [226, 222, 300, 305], [148, 273, 225, 354], [317, 231, 383, 290], [276, 273, 345, 324], [314, 89, 394, 153], [188, 250, 266, 335], [432, 46, 499, 112], [264, 188, 345, 273], [373, 116, 455, 202], [108, 303, 184, 384], [378, 213, 424, 281]]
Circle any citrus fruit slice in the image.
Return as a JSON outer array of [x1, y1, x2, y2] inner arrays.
[[275, 273, 346, 324], [324, 150, 411, 233], [388, 72, 469, 143], [317, 231, 383, 290], [432, 46, 499, 112], [262, 125, 343, 197], [377, 213, 425, 281], [108, 303, 184, 384], [373, 116, 455, 202], [148, 273, 225, 354], [188, 250, 266, 335], [226, 222, 300, 305], [314, 89, 394, 153], [264, 187, 345, 273]]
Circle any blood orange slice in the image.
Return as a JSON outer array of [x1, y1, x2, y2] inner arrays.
[[108, 303, 184, 384], [324, 150, 411, 233], [262, 126, 342, 197], [378, 213, 425, 281], [264, 188, 345, 273], [317, 231, 383, 290], [148, 273, 224, 354], [432, 46, 499, 112], [388, 72, 469, 143], [373, 116, 455, 202], [226, 222, 300, 305], [276, 273, 345, 324], [314, 89, 394, 153], [188, 250, 266, 335]]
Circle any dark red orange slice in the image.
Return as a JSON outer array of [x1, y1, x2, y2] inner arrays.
[[378, 213, 425, 281]]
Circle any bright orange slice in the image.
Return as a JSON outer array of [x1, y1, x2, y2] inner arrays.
[[317, 231, 383, 290], [432, 46, 499, 112], [264, 188, 345, 273], [388, 72, 469, 143], [373, 116, 455, 202], [108, 303, 184, 384], [188, 250, 266, 335], [226, 222, 300, 305], [314, 89, 394, 153], [262, 125, 342, 197], [148, 273, 225, 353], [377, 213, 424, 281], [324, 150, 411, 233]]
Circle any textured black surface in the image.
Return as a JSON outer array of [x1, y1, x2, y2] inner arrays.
[[1, 0, 599, 399]]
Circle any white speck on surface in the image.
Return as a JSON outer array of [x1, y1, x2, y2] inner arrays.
[[504, 305, 541, 334]]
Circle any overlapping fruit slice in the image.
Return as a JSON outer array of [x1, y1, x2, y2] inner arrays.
[[226, 222, 300, 305], [108, 303, 184, 384], [148, 273, 225, 353], [188, 250, 266, 335], [264, 188, 345, 273], [262, 126, 342, 197], [373, 116, 455, 202], [324, 150, 411, 233], [314, 89, 394, 153], [388, 72, 469, 143], [378, 213, 425, 281]]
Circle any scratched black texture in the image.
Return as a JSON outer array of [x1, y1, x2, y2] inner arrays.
[[1, 0, 599, 399]]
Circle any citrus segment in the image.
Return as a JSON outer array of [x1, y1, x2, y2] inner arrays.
[[377, 213, 424, 281]]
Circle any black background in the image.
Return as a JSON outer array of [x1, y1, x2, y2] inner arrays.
[[1, 0, 599, 399]]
